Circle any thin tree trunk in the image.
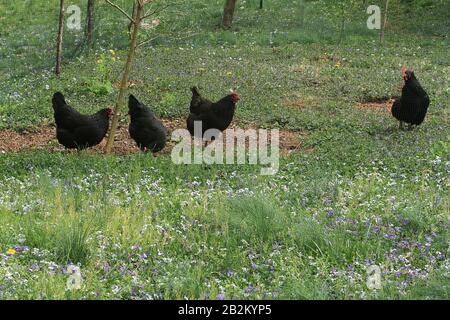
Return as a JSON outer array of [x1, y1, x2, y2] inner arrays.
[[222, 0, 237, 28], [128, 1, 137, 38], [105, 1, 144, 154], [86, 0, 95, 46], [56, 0, 65, 76], [299, 0, 305, 27], [380, 0, 389, 43], [259, 0, 263, 9], [338, 2, 345, 45]]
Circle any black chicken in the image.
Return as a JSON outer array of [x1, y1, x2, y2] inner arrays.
[[128, 94, 167, 153], [391, 68, 430, 130], [186, 87, 240, 138], [52, 92, 111, 149]]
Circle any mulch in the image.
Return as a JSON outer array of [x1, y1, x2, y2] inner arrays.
[[0, 118, 305, 157], [354, 98, 395, 112]]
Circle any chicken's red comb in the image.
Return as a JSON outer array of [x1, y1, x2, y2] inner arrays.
[[402, 67, 408, 76]]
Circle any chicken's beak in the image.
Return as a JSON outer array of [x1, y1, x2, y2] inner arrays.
[[231, 92, 240, 103]]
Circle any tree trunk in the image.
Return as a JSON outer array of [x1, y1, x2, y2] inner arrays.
[[86, 0, 95, 46], [299, 0, 305, 27], [56, 0, 65, 76], [380, 0, 389, 43], [259, 0, 263, 9], [222, 0, 237, 28], [338, 2, 345, 45], [105, 1, 144, 154], [128, 1, 137, 39]]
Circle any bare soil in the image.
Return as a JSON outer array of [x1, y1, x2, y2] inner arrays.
[[0, 118, 304, 157], [355, 97, 396, 112]]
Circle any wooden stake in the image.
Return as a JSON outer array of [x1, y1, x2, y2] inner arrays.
[[86, 0, 95, 46], [56, 0, 65, 76]]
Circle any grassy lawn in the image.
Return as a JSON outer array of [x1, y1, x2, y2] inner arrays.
[[0, 0, 449, 299]]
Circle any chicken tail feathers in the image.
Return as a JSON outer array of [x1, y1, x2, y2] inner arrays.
[[129, 94, 139, 106], [191, 86, 200, 97], [52, 92, 67, 110], [128, 94, 141, 112]]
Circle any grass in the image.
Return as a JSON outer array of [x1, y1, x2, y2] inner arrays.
[[0, 0, 449, 300]]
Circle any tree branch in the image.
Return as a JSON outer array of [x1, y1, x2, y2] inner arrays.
[[142, 4, 170, 20], [105, 0, 135, 23]]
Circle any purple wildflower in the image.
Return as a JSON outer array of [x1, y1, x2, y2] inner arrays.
[[244, 286, 254, 293]]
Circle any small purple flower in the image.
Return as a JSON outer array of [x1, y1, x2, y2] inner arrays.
[[29, 263, 39, 272], [372, 225, 381, 233], [243, 286, 254, 293], [119, 265, 127, 275], [272, 243, 282, 250], [396, 240, 410, 248], [14, 245, 29, 253], [227, 270, 235, 277], [131, 244, 141, 250], [330, 268, 342, 277], [384, 233, 397, 241], [216, 293, 225, 300], [139, 253, 148, 260], [191, 219, 199, 227]]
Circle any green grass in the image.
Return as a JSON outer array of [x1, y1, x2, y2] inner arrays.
[[0, 0, 449, 300]]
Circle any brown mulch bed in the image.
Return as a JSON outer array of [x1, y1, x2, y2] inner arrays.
[[354, 98, 396, 112], [0, 118, 305, 157], [283, 99, 305, 109]]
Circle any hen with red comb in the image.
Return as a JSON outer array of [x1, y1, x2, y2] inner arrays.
[[391, 68, 430, 130], [187, 86, 240, 139]]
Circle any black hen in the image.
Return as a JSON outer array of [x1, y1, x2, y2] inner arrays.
[[52, 92, 111, 149], [391, 68, 430, 130], [186, 87, 240, 138], [128, 94, 167, 153]]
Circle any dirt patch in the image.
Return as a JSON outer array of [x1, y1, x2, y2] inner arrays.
[[283, 99, 305, 109], [279, 129, 303, 156], [315, 54, 342, 65], [0, 126, 61, 153], [0, 118, 304, 157], [355, 97, 396, 112]]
